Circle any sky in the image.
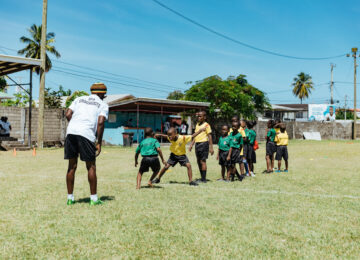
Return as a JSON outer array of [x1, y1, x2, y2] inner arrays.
[[0, 0, 359, 107]]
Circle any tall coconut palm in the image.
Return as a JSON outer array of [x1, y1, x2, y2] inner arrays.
[[18, 24, 60, 74], [292, 72, 314, 104]]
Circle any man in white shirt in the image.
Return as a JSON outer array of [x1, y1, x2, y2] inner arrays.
[[0, 117, 11, 137], [64, 83, 109, 206]]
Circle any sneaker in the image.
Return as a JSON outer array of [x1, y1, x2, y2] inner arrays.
[[196, 179, 207, 184], [152, 178, 160, 184], [250, 172, 256, 177], [90, 199, 103, 205], [217, 178, 225, 181], [189, 181, 199, 186], [67, 199, 75, 205], [275, 170, 281, 173], [246, 173, 250, 177], [283, 169, 288, 173]]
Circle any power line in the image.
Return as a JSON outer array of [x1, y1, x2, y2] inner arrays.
[[152, 0, 346, 60], [51, 68, 170, 94]]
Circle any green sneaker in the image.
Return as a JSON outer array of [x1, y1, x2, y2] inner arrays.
[[67, 199, 75, 205], [90, 199, 103, 206]]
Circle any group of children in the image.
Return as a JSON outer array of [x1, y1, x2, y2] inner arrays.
[[134, 111, 289, 189]]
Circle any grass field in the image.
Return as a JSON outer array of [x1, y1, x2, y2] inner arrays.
[[1, 140, 360, 259]]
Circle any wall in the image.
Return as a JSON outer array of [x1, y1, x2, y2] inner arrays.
[[0, 107, 67, 145]]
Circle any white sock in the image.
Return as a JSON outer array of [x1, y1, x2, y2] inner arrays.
[[67, 194, 74, 201], [90, 194, 98, 202]]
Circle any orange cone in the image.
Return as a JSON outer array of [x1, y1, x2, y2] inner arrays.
[[13, 148, 16, 157], [32, 147, 36, 157]]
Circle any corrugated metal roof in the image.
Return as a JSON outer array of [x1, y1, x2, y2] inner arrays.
[[109, 97, 210, 108], [0, 54, 41, 76]]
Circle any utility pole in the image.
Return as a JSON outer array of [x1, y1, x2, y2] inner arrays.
[[344, 95, 347, 120], [38, 0, 48, 148], [347, 47, 358, 139], [330, 63, 336, 104]]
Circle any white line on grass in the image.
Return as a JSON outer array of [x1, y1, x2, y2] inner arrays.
[[3, 173, 360, 200]]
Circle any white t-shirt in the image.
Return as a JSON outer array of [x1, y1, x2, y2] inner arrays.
[[0, 121, 11, 134], [66, 95, 109, 142], [324, 113, 336, 122]]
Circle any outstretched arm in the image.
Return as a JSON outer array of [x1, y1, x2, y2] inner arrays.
[[95, 116, 106, 157]]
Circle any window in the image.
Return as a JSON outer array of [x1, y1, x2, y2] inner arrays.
[[108, 113, 117, 123], [296, 112, 303, 118]]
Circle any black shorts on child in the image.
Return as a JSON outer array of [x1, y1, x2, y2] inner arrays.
[[275, 146, 288, 161], [167, 153, 189, 167], [230, 148, 242, 165], [219, 150, 230, 166], [242, 143, 248, 158], [195, 141, 209, 161], [246, 144, 256, 163], [139, 155, 161, 173], [266, 141, 276, 156]]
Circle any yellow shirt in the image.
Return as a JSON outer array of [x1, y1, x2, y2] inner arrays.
[[275, 128, 288, 145], [274, 132, 288, 146], [194, 122, 212, 143], [229, 127, 246, 155], [168, 135, 192, 155]]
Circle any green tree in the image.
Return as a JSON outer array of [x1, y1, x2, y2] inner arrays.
[[167, 90, 185, 100], [184, 74, 270, 122], [18, 24, 60, 74], [45, 86, 72, 108], [65, 91, 89, 108], [292, 72, 314, 104], [0, 76, 7, 92], [0, 90, 31, 107]]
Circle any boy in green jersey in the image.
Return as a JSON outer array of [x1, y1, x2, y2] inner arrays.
[[265, 120, 276, 173], [246, 120, 257, 177], [135, 127, 165, 189], [226, 121, 244, 182], [216, 125, 231, 181]]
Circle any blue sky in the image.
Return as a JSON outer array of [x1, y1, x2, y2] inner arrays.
[[0, 0, 359, 106]]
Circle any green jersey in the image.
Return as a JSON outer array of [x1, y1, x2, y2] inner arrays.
[[218, 135, 231, 151], [136, 138, 160, 156], [244, 128, 250, 143], [229, 131, 243, 149], [247, 129, 256, 145], [267, 128, 276, 142]]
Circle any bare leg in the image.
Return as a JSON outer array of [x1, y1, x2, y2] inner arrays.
[[158, 164, 171, 180], [66, 158, 78, 194], [221, 165, 225, 179], [271, 154, 275, 170], [86, 161, 97, 195], [137, 172, 142, 189], [278, 160, 281, 171], [239, 162, 245, 175], [185, 163, 193, 182], [227, 166, 233, 180], [285, 160, 288, 171], [266, 155, 271, 172]]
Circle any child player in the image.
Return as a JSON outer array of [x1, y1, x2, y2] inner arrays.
[[152, 126, 206, 186], [265, 119, 276, 173], [246, 120, 257, 177], [135, 127, 166, 189], [240, 119, 250, 176], [216, 125, 231, 181], [229, 115, 245, 180], [226, 121, 243, 182], [189, 111, 214, 183], [274, 123, 289, 172]]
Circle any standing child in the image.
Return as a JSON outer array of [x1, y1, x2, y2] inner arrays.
[[229, 115, 245, 180], [265, 119, 276, 173], [226, 121, 244, 182], [275, 123, 289, 172], [135, 127, 166, 189], [216, 125, 231, 181], [240, 119, 250, 176], [189, 111, 214, 183], [152, 126, 206, 186], [246, 120, 257, 177]]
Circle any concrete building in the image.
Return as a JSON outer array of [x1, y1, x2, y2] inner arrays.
[[260, 104, 308, 121]]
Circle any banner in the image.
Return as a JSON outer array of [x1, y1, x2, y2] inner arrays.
[[308, 104, 336, 121]]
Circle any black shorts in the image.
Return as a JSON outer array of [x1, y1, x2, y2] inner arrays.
[[64, 134, 96, 162], [230, 148, 242, 165], [242, 143, 248, 158], [275, 146, 289, 161], [266, 142, 276, 156], [219, 150, 230, 167], [139, 156, 161, 173], [246, 145, 256, 163], [167, 153, 189, 167], [195, 141, 209, 161]]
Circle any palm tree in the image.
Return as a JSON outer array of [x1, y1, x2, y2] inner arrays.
[[18, 24, 60, 74], [292, 72, 314, 104]]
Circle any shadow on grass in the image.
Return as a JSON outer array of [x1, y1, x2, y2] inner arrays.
[[140, 185, 163, 189], [169, 181, 191, 185], [76, 195, 115, 203]]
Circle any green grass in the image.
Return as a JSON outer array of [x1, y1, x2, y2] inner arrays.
[[1, 140, 360, 259]]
